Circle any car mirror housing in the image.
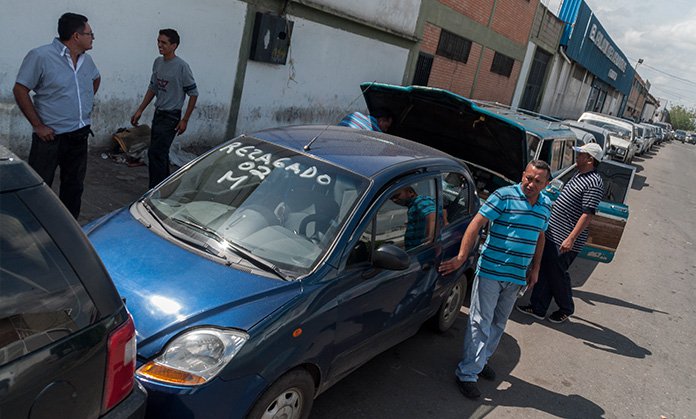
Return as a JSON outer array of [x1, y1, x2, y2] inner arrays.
[[372, 244, 410, 271]]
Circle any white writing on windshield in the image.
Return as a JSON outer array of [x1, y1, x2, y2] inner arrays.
[[216, 142, 332, 190]]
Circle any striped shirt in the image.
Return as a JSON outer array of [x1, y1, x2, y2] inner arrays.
[[477, 184, 552, 285], [546, 170, 604, 252], [337, 112, 382, 132], [405, 195, 436, 250]]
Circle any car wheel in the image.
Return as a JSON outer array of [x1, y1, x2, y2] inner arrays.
[[247, 369, 315, 419], [433, 275, 467, 332]]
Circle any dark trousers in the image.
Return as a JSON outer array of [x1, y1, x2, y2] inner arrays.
[[28, 126, 90, 219], [148, 109, 181, 188], [530, 238, 578, 316]]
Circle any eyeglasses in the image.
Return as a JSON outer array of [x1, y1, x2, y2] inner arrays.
[[79, 31, 95, 38]]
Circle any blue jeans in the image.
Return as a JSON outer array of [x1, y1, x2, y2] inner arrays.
[[529, 238, 578, 316], [456, 275, 521, 382]]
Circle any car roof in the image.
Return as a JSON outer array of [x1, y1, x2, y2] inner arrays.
[[0, 145, 43, 193], [248, 125, 460, 178], [579, 112, 636, 129]]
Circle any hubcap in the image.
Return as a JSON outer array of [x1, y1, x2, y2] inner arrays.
[[442, 282, 462, 322], [261, 387, 304, 419]]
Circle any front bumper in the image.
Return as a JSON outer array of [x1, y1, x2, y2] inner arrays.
[[137, 374, 267, 419]]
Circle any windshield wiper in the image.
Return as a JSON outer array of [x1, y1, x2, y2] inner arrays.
[[171, 216, 289, 280]]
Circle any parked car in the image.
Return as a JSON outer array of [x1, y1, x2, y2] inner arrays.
[[0, 146, 146, 418], [652, 121, 673, 141], [577, 112, 638, 163], [562, 119, 614, 159], [687, 132, 696, 144], [675, 129, 687, 143], [634, 124, 654, 155], [85, 126, 481, 418], [361, 83, 634, 263]]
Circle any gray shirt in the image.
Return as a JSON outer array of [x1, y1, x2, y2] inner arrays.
[[15, 38, 100, 134], [148, 56, 198, 111]]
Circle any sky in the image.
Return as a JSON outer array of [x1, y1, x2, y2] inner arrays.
[[542, 0, 696, 110]]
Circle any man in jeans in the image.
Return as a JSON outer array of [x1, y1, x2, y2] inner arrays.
[[439, 160, 552, 399], [13, 12, 100, 219], [131, 28, 198, 188]]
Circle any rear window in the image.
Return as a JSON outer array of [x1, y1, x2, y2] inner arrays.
[[0, 194, 98, 366]]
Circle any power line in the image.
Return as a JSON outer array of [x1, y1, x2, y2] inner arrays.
[[629, 56, 696, 88]]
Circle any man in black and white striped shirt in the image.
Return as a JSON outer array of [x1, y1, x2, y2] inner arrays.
[[517, 143, 604, 323]]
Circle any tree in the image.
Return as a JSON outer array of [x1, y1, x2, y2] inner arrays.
[[669, 105, 696, 131]]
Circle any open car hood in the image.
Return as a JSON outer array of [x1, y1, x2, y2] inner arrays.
[[361, 83, 528, 183]]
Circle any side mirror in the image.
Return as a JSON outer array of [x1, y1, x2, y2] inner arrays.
[[372, 244, 410, 271]]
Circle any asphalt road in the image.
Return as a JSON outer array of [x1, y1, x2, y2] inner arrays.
[[310, 140, 696, 419]]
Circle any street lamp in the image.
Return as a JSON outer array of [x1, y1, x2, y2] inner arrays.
[[635, 58, 644, 71]]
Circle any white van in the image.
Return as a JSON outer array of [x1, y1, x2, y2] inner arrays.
[[578, 112, 637, 164]]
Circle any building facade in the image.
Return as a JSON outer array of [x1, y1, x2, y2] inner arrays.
[[407, 0, 539, 104], [539, 0, 634, 119], [511, 3, 564, 112]]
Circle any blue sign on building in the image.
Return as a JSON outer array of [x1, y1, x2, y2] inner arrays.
[[559, 0, 634, 96]]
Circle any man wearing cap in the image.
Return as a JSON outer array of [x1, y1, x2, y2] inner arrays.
[[517, 143, 604, 323]]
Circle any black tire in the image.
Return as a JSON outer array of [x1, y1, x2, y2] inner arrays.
[[433, 275, 467, 332], [247, 369, 315, 419]]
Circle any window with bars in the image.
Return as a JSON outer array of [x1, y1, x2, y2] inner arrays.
[[436, 30, 472, 63], [490, 52, 514, 77], [413, 53, 434, 86]]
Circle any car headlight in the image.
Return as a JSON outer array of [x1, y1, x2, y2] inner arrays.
[[137, 328, 248, 386]]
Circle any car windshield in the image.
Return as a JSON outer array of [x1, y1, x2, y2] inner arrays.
[[144, 136, 368, 277], [581, 119, 631, 137]]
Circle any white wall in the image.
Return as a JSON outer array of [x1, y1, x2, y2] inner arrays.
[[298, 0, 421, 36], [236, 16, 410, 135], [0, 0, 246, 155]]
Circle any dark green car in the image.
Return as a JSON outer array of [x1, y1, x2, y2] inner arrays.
[[0, 146, 146, 418]]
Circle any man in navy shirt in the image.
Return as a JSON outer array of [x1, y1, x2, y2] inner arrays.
[[13, 12, 100, 219]]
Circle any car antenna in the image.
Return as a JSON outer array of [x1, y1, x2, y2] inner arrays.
[[304, 81, 377, 151]]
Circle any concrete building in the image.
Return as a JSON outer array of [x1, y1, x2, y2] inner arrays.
[[0, 0, 420, 154], [407, 0, 540, 104], [539, 0, 634, 119], [511, 2, 564, 112], [623, 72, 650, 122]]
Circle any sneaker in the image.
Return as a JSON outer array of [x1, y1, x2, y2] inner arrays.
[[549, 311, 570, 323], [456, 380, 481, 399], [516, 304, 544, 320], [478, 364, 496, 381]]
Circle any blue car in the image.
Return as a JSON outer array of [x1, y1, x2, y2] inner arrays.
[[85, 126, 480, 418]]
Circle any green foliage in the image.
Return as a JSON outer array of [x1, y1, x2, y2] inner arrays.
[[668, 105, 696, 131]]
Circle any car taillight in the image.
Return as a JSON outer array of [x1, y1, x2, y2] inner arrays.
[[102, 314, 137, 414]]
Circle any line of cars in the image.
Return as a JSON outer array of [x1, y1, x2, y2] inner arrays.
[[2, 84, 640, 419]]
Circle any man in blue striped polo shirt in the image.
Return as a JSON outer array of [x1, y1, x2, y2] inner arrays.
[[439, 160, 552, 399], [517, 143, 604, 324], [337, 108, 393, 132]]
